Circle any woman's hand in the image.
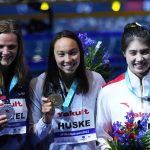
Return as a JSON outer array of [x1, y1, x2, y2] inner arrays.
[[0, 114, 7, 130], [42, 97, 55, 124]]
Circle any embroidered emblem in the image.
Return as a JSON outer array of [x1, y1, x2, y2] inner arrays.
[[120, 102, 130, 108]]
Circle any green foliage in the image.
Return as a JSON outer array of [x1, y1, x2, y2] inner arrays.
[[78, 33, 111, 81]]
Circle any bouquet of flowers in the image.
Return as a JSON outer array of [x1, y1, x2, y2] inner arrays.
[[109, 111, 150, 150], [78, 33, 111, 81]]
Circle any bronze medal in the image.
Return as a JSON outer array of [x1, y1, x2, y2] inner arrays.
[[48, 94, 63, 107]]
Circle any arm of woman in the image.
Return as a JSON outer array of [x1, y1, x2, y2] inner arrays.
[[96, 89, 113, 150], [28, 74, 53, 140]]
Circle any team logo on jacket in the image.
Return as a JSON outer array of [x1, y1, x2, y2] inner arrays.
[[120, 102, 130, 108]]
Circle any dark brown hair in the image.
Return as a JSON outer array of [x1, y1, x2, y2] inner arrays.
[[121, 22, 150, 53], [43, 30, 89, 97]]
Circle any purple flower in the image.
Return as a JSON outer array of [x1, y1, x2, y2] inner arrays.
[[78, 32, 111, 81], [111, 111, 150, 149], [78, 33, 95, 56]]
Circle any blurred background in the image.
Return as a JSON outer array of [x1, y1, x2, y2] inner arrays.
[[1, 0, 150, 81]]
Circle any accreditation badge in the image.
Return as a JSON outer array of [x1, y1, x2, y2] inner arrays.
[[0, 104, 15, 121], [48, 94, 63, 107], [53, 107, 97, 144]]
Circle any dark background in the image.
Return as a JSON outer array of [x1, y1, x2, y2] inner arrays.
[[0, 1, 150, 80]]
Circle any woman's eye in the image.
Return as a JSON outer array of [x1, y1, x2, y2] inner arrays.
[[69, 49, 79, 55], [129, 51, 136, 55], [58, 53, 64, 57], [0, 45, 4, 49], [71, 51, 77, 55], [141, 50, 150, 55], [8, 44, 17, 50], [0, 44, 17, 50]]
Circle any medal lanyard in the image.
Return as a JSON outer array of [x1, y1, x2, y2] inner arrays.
[[1, 75, 18, 104], [9, 75, 18, 92], [125, 72, 150, 100], [59, 79, 78, 111]]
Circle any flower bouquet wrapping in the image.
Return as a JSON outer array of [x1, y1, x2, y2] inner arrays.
[[109, 111, 150, 150], [78, 33, 111, 81]]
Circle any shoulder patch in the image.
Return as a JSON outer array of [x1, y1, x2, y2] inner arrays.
[[102, 73, 125, 88]]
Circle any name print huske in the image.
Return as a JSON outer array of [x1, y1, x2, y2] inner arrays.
[[57, 109, 91, 130]]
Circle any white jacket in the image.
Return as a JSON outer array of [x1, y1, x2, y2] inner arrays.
[[96, 68, 150, 150], [29, 70, 105, 150]]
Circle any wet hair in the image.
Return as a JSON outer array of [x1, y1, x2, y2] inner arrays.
[[121, 22, 150, 53], [0, 19, 27, 86], [43, 30, 89, 96]]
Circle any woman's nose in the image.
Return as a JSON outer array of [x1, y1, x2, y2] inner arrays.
[[64, 54, 71, 62], [1, 46, 10, 55], [136, 53, 144, 61]]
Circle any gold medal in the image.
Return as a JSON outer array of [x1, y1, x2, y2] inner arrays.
[[48, 94, 63, 107]]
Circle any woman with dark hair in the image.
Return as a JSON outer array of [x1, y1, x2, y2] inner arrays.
[[0, 19, 32, 149], [96, 22, 150, 149], [29, 30, 105, 150]]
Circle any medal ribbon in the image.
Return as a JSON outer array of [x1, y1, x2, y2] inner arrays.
[[0, 76, 17, 120], [125, 72, 150, 100], [0, 75, 18, 104], [62, 79, 78, 111], [9, 75, 18, 92]]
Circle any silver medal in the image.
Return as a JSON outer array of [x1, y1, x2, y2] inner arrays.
[[0, 104, 15, 121], [48, 94, 63, 107]]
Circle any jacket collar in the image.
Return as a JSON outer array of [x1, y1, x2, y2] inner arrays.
[[127, 68, 150, 99]]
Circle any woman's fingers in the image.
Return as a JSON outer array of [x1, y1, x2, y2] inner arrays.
[[42, 97, 54, 113], [0, 115, 7, 130], [42, 97, 55, 123], [0, 114, 7, 122]]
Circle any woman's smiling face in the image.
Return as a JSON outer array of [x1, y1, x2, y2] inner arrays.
[[0, 33, 18, 67], [124, 38, 150, 78], [54, 37, 80, 76]]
